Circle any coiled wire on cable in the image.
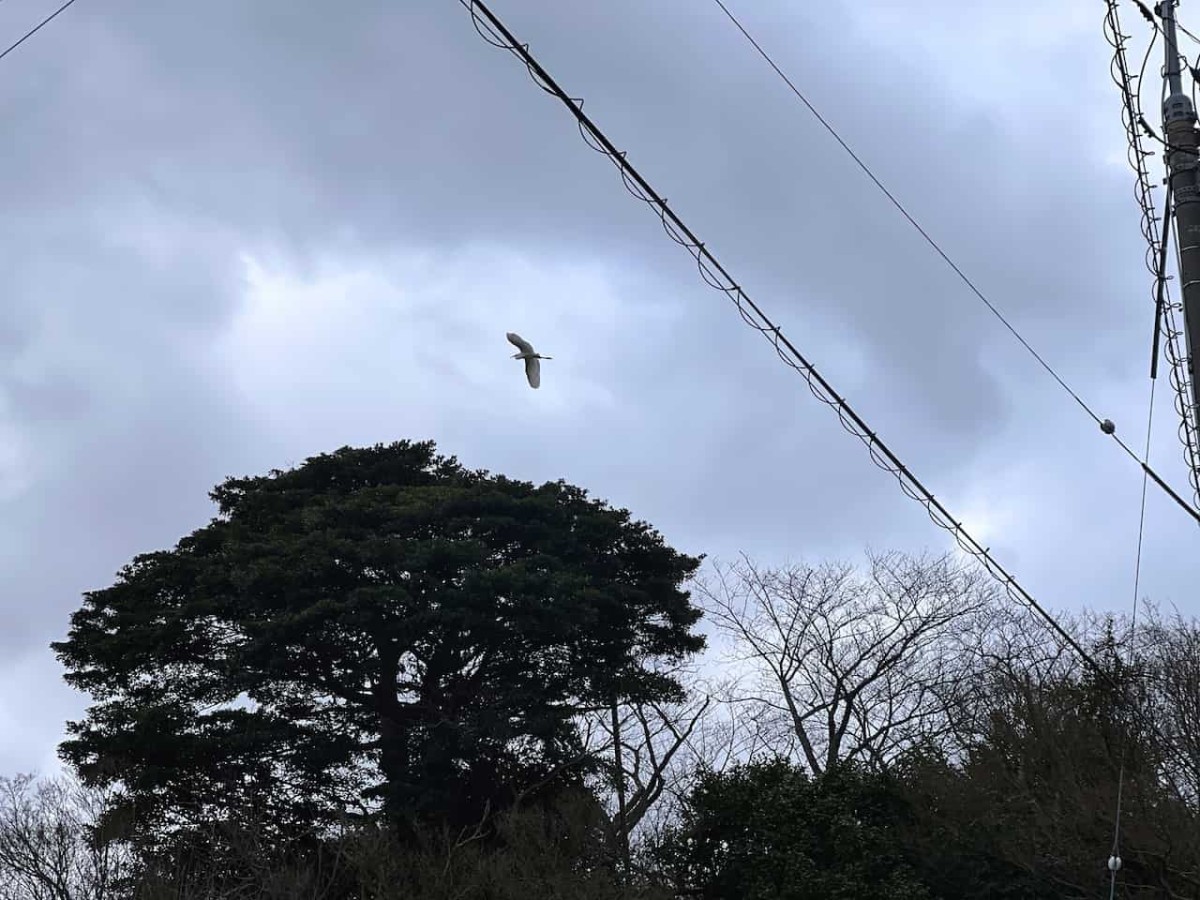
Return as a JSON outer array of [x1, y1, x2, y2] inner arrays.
[[1104, 0, 1200, 508]]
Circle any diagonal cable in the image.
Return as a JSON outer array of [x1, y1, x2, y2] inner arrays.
[[0, 0, 83, 64], [457, 0, 1165, 687], [709, 0, 1200, 520]]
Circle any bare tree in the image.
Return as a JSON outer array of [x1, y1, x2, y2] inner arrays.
[[573, 657, 757, 871], [939, 599, 1088, 760], [978, 601, 1200, 813], [0, 772, 132, 900], [1136, 603, 1200, 807], [595, 693, 711, 839], [699, 549, 999, 775]]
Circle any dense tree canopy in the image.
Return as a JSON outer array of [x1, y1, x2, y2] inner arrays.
[[52, 441, 705, 842], [653, 759, 931, 900]]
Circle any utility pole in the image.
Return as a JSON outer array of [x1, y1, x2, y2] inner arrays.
[[1161, 0, 1200, 440]]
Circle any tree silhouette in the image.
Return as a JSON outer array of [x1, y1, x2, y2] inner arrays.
[[53, 440, 705, 849]]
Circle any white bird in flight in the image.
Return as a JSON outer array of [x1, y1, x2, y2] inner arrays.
[[507, 332, 552, 389]]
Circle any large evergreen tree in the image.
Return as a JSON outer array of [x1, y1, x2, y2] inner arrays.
[[52, 441, 704, 844]]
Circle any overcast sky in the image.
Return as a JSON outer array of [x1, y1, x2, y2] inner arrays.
[[2, 0, 1197, 777]]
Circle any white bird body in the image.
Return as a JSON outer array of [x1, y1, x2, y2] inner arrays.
[[506, 332, 552, 389]]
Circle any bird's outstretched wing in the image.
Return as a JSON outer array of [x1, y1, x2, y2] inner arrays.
[[524, 356, 541, 389], [506, 332, 534, 354]]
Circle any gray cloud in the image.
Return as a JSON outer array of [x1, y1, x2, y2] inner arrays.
[[1, 0, 1195, 777]]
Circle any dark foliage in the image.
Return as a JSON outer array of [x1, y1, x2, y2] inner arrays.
[[653, 759, 931, 899], [898, 629, 1200, 900], [52, 441, 704, 847]]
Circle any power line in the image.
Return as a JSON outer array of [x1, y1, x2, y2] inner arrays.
[[458, 6, 1194, 856], [457, 0, 1139, 688], [0, 0, 83, 65], [709, 0, 1200, 523], [1108, 351, 1159, 899]]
